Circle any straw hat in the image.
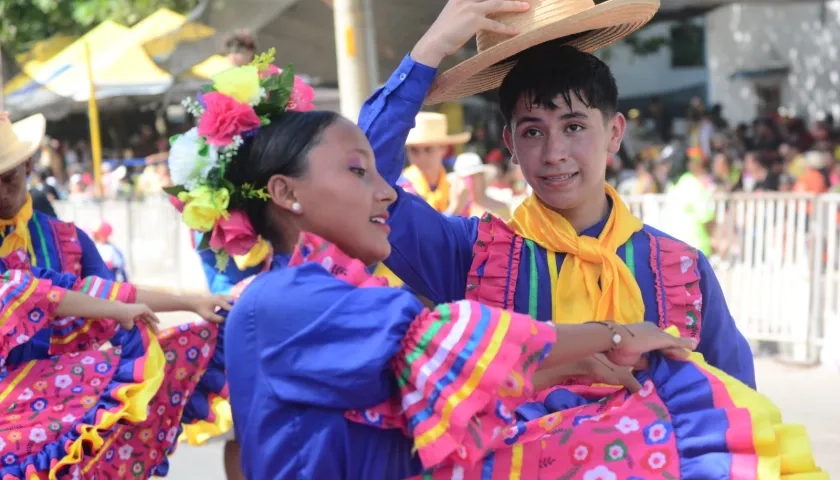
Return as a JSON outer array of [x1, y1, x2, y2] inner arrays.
[[425, 0, 660, 104], [0, 113, 47, 175], [405, 112, 471, 146]]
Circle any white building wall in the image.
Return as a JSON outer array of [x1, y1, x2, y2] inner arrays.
[[600, 19, 707, 99], [706, 1, 840, 124]]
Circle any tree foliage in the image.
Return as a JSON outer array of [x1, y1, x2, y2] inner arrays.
[[0, 0, 200, 55]]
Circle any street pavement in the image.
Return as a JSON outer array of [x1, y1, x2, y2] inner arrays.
[[158, 313, 840, 479]]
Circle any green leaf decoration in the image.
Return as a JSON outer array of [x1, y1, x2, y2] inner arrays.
[[556, 466, 581, 480], [644, 401, 671, 421], [200, 84, 216, 93], [272, 63, 295, 109], [279, 63, 295, 89], [215, 250, 230, 272], [196, 136, 209, 158], [557, 428, 574, 445], [169, 134, 182, 146], [162, 185, 187, 197], [260, 73, 282, 92]]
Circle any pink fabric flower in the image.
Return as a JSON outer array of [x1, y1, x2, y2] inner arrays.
[[209, 210, 259, 256], [168, 195, 185, 213], [197, 92, 262, 146], [287, 76, 315, 112], [260, 64, 281, 79]]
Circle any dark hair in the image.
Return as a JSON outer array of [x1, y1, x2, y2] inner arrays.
[[498, 41, 618, 126], [224, 31, 257, 53], [225, 110, 341, 237]]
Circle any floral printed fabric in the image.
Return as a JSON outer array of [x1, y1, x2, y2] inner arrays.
[[0, 253, 228, 479], [75, 321, 226, 479]]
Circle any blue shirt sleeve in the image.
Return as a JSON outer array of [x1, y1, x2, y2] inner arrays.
[[385, 188, 478, 304], [251, 263, 425, 409], [358, 55, 476, 304], [28, 265, 80, 290], [697, 253, 756, 388], [77, 229, 114, 280], [359, 54, 437, 185]]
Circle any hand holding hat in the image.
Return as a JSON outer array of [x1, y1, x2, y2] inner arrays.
[[425, 0, 660, 104], [412, 0, 531, 68]]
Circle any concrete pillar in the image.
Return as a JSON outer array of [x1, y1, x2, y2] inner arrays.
[[333, 0, 377, 120]]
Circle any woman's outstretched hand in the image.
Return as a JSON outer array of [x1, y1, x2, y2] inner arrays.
[[188, 294, 233, 324], [604, 322, 697, 367], [113, 303, 160, 333]]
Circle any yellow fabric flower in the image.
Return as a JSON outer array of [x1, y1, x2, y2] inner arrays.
[[233, 238, 271, 270], [212, 66, 261, 105], [179, 187, 230, 232]]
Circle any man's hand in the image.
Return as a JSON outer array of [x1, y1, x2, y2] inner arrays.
[[532, 354, 646, 393], [411, 0, 530, 68], [573, 354, 645, 393]]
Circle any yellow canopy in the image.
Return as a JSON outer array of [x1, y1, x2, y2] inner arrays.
[[5, 9, 227, 106], [3, 23, 129, 101], [139, 8, 216, 62], [188, 55, 232, 79], [76, 8, 220, 99], [3, 35, 77, 95]]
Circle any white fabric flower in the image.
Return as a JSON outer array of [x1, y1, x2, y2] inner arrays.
[[168, 128, 219, 189], [29, 428, 48, 443]]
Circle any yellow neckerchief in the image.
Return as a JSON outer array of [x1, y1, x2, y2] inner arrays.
[[0, 194, 35, 259], [507, 184, 644, 324], [402, 165, 450, 213]]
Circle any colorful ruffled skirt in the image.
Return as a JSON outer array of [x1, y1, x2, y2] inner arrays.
[[349, 313, 828, 479], [0, 259, 228, 479], [284, 232, 827, 479], [0, 323, 227, 479]]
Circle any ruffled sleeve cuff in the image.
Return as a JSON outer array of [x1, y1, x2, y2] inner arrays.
[[347, 300, 555, 470], [49, 277, 137, 355], [0, 270, 65, 362]]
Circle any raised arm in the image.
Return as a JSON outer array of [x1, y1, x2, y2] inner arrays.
[[360, 0, 528, 186], [360, 56, 436, 186], [358, 1, 531, 303], [360, 54, 476, 303]]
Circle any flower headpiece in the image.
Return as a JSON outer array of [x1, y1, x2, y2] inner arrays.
[[165, 48, 315, 270]]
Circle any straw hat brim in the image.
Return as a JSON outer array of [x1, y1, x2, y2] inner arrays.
[[0, 114, 46, 175], [425, 0, 659, 105], [405, 131, 472, 146]]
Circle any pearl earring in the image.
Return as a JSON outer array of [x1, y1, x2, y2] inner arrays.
[[291, 202, 302, 213]]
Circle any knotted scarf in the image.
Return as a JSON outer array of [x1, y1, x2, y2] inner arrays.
[[0, 194, 34, 259], [401, 165, 450, 213], [508, 184, 644, 324]]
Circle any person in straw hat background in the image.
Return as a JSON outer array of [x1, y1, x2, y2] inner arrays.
[[399, 111, 471, 214], [375, 112, 470, 289], [351, 3, 823, 476]]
